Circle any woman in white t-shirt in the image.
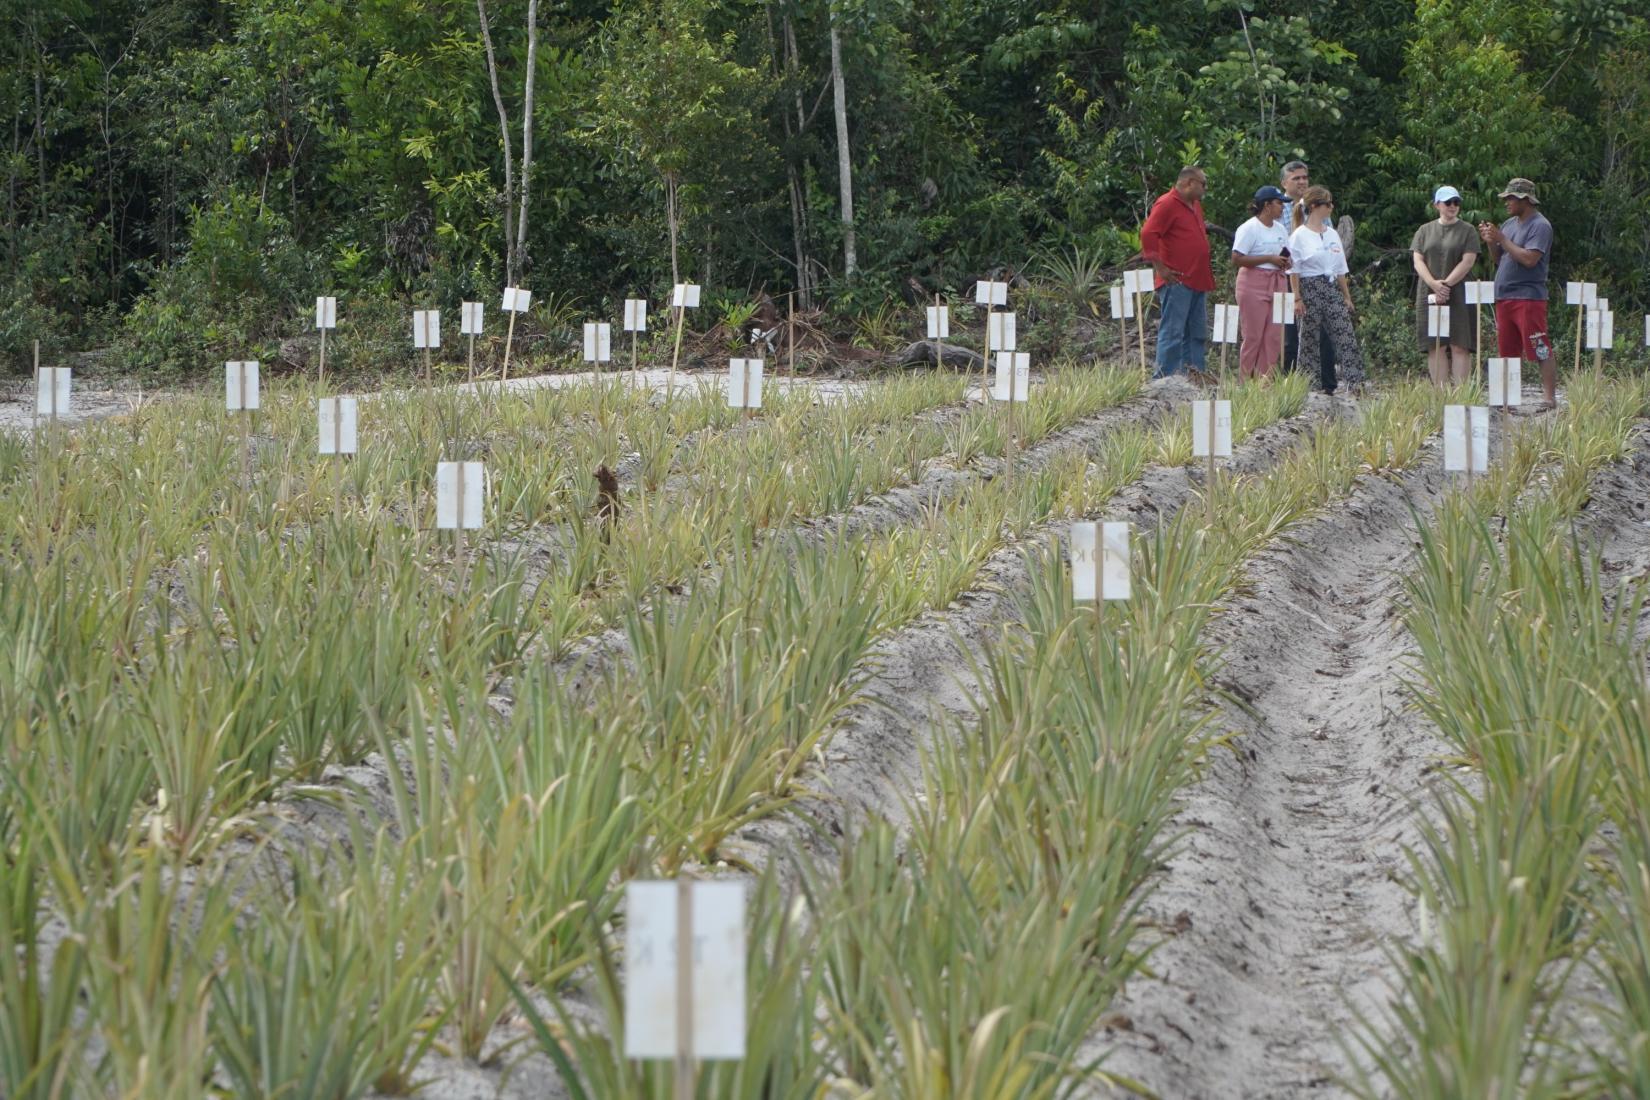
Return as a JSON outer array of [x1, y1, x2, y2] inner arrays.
[[1287, 186, 1366, 393], [1230, 185, 1292, 379]]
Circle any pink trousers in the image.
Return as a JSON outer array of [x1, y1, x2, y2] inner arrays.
[[1236, 266, 1288, 379]]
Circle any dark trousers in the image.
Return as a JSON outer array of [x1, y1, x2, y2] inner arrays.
[[1284, 322, 1338, 392]]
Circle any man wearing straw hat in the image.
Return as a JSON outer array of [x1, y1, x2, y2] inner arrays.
[[1478, 177, 1555, 406]]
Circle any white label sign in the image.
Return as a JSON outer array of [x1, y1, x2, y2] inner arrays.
[[974, 280, 1008, 307], [992, 351, 1030, 402], [1271, 292, 1297, 326], [1443, 405, 1489, 472], [926, 305, 949, 340], [1427, 303, 1448, 339], [1192, 399, 1233, 457], [501, 287, 531, 313], [1125, 269, 1155, 295], [727, 358, 764, 408], [1586, 309, 1614, 350], [1212, 303, 1239, 344], [1462, 281, 1495, 306], [315, 296, 338, 330], [35, 367, 70, 417], [584, 322, 613, 363], [1644, 314, 1649, 347], [436, 462, 485, 530], [413, 310, 441, 349], [1072, 521, 1132, 602], [623, 881, 746, 1061], [987, 311, 1017, 352], [1564, 281, 1598, 308], [225, 361, 260, 411], [1108, 285, 1135, 320], [624, 298, 648, 332], [461, 301, 484, 335], [318, 396, 358, 455], [671, 284, 701, 309], [1486, 359, 1522, 407]]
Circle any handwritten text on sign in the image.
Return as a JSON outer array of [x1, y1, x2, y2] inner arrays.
[[1443, 406, 1488, 472], [623, 881, 746, 1061], [1192, 399, 1232, 458], [1070, 521, 1131, 601]]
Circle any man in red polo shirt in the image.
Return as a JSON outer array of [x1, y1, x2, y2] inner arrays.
[[1139, 166, 1216, 380]]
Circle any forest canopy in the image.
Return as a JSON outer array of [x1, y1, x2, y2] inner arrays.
[[3, 0, 1647, 374]]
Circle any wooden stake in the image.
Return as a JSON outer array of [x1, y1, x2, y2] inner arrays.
[[675, 876, 695, 1100], [788, 292, 797, 378], [319, 326, 328, 390], [1205, 394, 1217, 526], [1573, 301, 1583, 378], [1119, 300, 1128, 370], [631, 326, 640, 380], [467, 333, 476, 385], [1135, 278, 1147, 372], [503, 307, 519, 382], [933, 292, 944, 375], [669, 305, 685, 398]]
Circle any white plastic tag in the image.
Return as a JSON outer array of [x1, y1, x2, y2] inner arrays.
[[987, 311, 1017, 352], [623, 880, 746, 1061], [1586, 309, 1614, 350], [436, 462, 485, 530], [1644, 314, 1649, 347], [671, 284, 701, 309], [727, 358, 764, 408], [1212, 303, 1239, 344], [35, 367, 70, 417], [1109, 285, 1134, 320], [992, 351, 1029, 402], [501, 287, 531, 313], [1271, 291, 1296, 326], [1486, 359, 1522, 406], [1192, 399, 1233, 457], [318, 396, 358, 455], [225, 361, 260, 411], [315, 296, 337, 330], [1101, 521, 1130, 600], [1126, 269, 1155, 295], [1462, 281, 1495, 306], [461, 301, 484, 335], [1443, 406, 1488, 471], [1565, 281, 1583, 306], [584, 322, 613, 363], [1427, 304, 1448, 339], [974, 280, 1008, 307], [413, 310, 441, 349], [926, 305, 949, 340], [624, 298, 648, 332]]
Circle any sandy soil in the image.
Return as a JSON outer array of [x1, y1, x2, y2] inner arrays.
[[0, 381, 152, 433]]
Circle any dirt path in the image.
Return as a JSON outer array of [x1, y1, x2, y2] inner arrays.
[[1087, 457, 1458, 1098]]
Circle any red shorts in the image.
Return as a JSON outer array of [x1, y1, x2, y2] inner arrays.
[[1495, 299, 1549, 363]]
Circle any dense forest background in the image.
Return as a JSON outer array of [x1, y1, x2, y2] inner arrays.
[[2, 0, 1647, 376]]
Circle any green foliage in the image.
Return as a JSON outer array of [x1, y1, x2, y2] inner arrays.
[[0, 0, 1646, 372]]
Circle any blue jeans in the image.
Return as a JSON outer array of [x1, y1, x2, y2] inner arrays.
[[1154, 284, 1207, 377]]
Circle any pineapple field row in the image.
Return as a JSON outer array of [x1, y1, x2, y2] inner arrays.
[[4, 357, 1650, 1099]]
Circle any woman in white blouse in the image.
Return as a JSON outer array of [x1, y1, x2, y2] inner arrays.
[[1230, 185, 1292, 379], [1287, 186, 1366, 393]]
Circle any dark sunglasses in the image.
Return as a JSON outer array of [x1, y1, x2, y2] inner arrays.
[[1440, 198, 1462, 206]]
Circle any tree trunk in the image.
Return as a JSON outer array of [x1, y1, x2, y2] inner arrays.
[[515, 0, 539, 276], [780, 13, 813, 308], [477, 0, 516, 281], [665, 173, 680, 287], [829, 19, 856, 277]]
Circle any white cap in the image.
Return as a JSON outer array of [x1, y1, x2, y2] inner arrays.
[[1432, 185, 1462, 204]]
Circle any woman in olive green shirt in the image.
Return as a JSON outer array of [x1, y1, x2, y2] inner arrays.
[[1411, 185, 1480, 385]]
